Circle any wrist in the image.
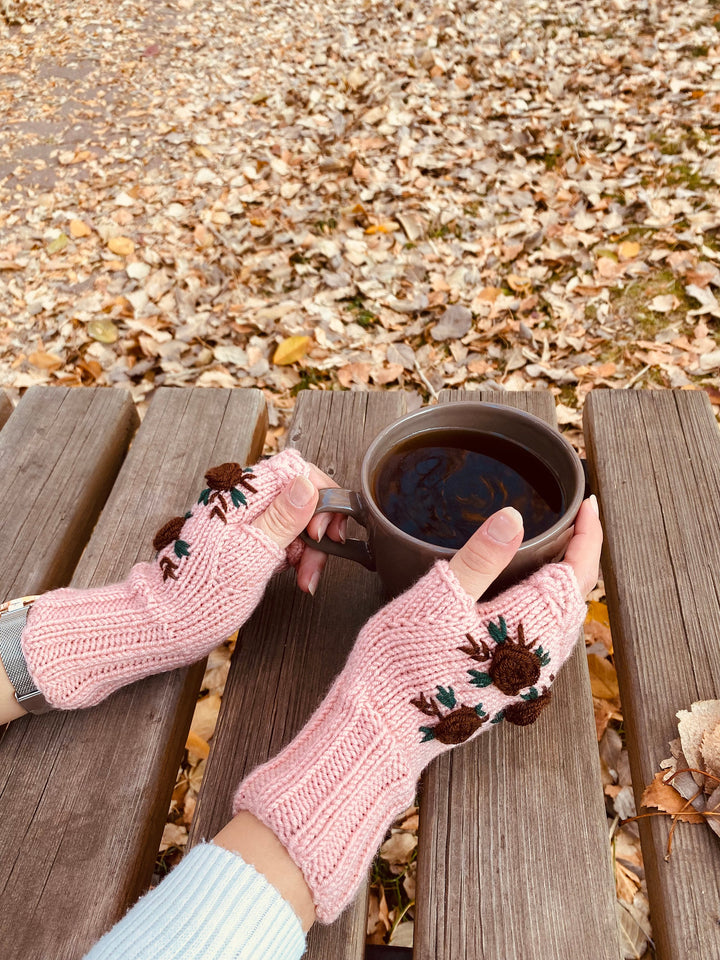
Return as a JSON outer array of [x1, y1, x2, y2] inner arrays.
[[0, 596, 51, 716]]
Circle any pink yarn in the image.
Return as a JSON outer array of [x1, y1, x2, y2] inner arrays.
[[233, 560, 587, 923], [21, 449, 311, 710]]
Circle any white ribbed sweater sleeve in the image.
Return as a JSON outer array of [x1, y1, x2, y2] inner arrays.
[[84, 843, 306, 960]]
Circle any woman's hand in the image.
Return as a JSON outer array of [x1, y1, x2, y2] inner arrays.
[[448, 496, 602, 602], [19, 451, 345, 711], [252, 461, 346, 596]]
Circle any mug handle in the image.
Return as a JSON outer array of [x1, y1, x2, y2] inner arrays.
[[299, 488, 376, 571]]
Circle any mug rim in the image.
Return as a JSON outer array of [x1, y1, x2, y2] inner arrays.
[[360, 400, 585, 555]]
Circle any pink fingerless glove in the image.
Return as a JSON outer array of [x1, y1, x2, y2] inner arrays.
[[233, 559, 586, 923], [21, 449, 311, 710]]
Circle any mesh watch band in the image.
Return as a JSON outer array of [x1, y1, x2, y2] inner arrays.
[[0, 597, 51, 714]]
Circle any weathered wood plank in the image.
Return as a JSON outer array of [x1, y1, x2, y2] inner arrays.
[[584, 389, 720, 960], [0, 387, 268, 960], [0, 391, 13, 429], [190, 390, 407, 960], [412, 390, 620, 960], [0, 386, 138, 598]]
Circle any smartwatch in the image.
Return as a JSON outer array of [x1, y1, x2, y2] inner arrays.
[[0, 596, 51, 714]]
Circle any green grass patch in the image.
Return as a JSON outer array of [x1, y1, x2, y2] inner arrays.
[[311, 218, 338, 235], [427, 221, 463, 240], [665, 162, 715, 191], [343, 294, 380, 328], [290, 368, 330, 395], [608, 267, 693, 336]]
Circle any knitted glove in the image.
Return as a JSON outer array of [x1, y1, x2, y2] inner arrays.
[[21, 449, 311, 710], [234, 559, 586, 922]]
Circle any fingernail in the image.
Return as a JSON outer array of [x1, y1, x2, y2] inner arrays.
[[589, 494, 599, 516], [315, 514, 331, 542], [339, 517, 347, 543], [288, 475, 315, 508], [487, 507, 523, 544], [308, 571, 320, 596]]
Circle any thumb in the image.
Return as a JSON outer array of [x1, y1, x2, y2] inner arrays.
[[448, 507, 524, 601], [252, 475, 319, 549]]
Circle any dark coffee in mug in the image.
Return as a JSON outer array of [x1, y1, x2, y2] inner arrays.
[[373, 429, 564, 550]]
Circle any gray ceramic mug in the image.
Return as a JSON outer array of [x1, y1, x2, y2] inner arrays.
[[302, 401, 585, 598]]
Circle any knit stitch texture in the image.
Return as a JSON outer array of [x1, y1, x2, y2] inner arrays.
[[234, 560, 586, 922], [22, 449, 310, 709], [84, 843, 305, 960]]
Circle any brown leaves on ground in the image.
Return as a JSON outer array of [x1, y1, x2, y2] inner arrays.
[[156, 637, 235, 876], [368, 805, 418, 947], [585, 593, 622, 741], [2, 0, 720, 448]]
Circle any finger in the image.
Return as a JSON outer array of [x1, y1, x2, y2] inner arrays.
[[448, 507, 524, 602], [563, 496, 603, 598], [307, 462, 338, 489], [326, 513, 346, 544], [252, 475, 319, 549], [304, 463, 341, 542], [296, 545, 328, 595]]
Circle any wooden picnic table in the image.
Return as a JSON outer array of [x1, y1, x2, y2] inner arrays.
[[0, 384, 719, 960]]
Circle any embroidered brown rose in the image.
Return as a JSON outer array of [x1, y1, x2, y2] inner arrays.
[[199, 463, 258, 523], [411, 687, 489, 745], [461, 617, 551, 697]]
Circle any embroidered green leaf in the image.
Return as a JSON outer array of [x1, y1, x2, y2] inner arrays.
[[521, 687, 539, 701], [436, 685, 456, 709], [419, 726, 436, 742], [231, 487, 248, 508], [174, 540, 190, 558], [491, 711, 505, 724], [474, 703, 487, 717], [468, 669, 492, 687], [184, 511, 193, 520], [536, 646, 551, 666], [198, 488, 210, 505], [488, 616, 508, 645]]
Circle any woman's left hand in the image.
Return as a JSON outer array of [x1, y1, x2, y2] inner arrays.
[[252, 461, 346, 595]]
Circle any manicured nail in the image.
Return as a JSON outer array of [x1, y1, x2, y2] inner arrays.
[[315, 514, 331, 542], [308, 571, 320, 596], [288, 475, 315, 508], [589, 494, 599, 516], [338, 517, 347, 543], [487, 507, 523, 544]]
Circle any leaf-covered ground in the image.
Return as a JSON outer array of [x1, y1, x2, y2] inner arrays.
[[2, 0, 720, 453], [3, 0, 720, 956]]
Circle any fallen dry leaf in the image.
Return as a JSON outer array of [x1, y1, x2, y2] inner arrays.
[[641, 772, 704, 823], [588, 653, 620, 701], [107, 236, 135, 257], [701, 722, 720, 785], [185, 729, 210, 761], [273, 336, 311, 366], [337, 362, 372, 387], [190, 692, 221, 743], [27, 350, 63, 371], [87, 320, 119, 344], [69, 220, 92, 238], [366, 221, 400, 235], [379, 831, 417, 871], [159, 822, 188, 852], [677, 700, 720, 789], [618, 241, 641, 261]]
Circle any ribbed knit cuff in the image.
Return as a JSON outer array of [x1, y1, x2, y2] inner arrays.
[[83, 843, 306, 960]]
